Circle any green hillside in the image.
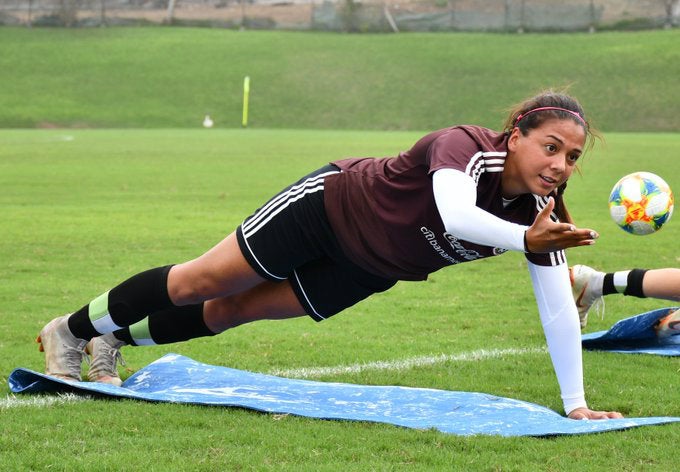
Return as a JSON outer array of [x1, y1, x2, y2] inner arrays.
[[0, 27, 678, 131]]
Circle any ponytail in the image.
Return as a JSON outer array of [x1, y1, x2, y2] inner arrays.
[[554, 183, 573, 225]]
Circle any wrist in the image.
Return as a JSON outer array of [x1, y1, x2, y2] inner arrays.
[[523, 230, 530, 253], [564, 398, 588, 416]]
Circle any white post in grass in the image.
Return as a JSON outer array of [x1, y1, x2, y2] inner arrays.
[[242, 76, 251, 128], [383, 2, 399, 33], [166, 0, 178, 24]]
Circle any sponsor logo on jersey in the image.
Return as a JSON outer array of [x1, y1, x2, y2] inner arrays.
[[420, 228, 506, 264], [443, 233, 482, 261], [420, 227, 459, 265]]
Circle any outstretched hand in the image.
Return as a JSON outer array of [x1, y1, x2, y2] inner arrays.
[[568, 407, 624, 420], [525, 198, 599, 253]]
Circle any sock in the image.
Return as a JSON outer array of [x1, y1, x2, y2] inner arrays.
[[67, 265, 174, 340], [602, 271, 628, 295], [112, 302, 216, 346], [602, 269, 648, 297]]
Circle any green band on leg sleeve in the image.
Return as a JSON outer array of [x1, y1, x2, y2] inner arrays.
[[129, 318, 154, 345], [88, 291, 111, 322]]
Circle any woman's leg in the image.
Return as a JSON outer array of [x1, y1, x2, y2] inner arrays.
[[571, 264, 680, 328], [54, 232, 264, 342], [167, 232, 268, 306], [38, 231, 297, 381], [40, 164, 344, 380], [641, 269, 680, 301], [86, 255, 307, 386], [114, 278, 307, 346]]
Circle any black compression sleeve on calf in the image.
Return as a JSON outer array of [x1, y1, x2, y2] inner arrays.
[[67, 265, 175, 340], [623, 269, 648, 298], [111, 328, 134, 346], [107, 265, 175, 327], [147, 303, 215, 344], [110, 303, 214, 346]]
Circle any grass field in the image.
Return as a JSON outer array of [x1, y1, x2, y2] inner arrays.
[[1, 128, 678, 470], [0, 27, 679, 132]]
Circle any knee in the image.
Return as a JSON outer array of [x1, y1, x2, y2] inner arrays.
[[167, 265, 221, 305], [203, 296, 246, 333]]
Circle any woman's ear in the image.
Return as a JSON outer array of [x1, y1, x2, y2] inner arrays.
[[507, 127, 521, 152]]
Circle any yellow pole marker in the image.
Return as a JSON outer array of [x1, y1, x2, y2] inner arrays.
[[242, 76, 250, 127]]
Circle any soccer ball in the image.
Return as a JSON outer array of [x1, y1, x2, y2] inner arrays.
[[608, 172, 674, 235]]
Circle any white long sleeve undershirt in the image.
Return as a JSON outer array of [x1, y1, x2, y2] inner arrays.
[[432, 168, 586, 415], [528, 262, 587, 415], [432, 168, 527, 252]]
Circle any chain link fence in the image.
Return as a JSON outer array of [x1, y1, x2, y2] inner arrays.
[[1, 0, 678, 31]]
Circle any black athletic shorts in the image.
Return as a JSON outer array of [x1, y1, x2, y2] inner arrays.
[[236, 164, 397, 321]]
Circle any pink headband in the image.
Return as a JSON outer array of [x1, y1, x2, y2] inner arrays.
[[515, 106, 587, 127]]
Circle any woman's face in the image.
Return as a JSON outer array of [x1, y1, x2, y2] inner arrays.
[[503, 118, 586, 198]]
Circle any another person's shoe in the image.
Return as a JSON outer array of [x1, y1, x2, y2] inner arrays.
[[86, 334, 127, 386], [36, 315, 88, 382], [569, 264, 605, 329], [655, 308, 680, 338]]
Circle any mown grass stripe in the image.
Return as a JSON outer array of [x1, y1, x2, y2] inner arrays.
[[271, 347, 547, 379], [0, 393, 88, 410]]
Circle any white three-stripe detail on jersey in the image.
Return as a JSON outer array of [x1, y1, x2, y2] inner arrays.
[[534, 195, 559, 222], [464, 151, 507, 183], [549, 250, 566, 266]]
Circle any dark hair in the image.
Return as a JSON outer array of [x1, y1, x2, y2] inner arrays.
[[503, 90, 599, 224]]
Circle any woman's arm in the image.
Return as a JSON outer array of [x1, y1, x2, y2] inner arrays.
[[432, 168, 598, 253], [432, 168, 527, 251], [528, 261, 623, 419]]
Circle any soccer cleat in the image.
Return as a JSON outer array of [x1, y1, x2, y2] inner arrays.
[[569, 264, 605, 329], [86, 334, 127, 386], [36, 315, 88, 382], [654, 308, 680, 338]]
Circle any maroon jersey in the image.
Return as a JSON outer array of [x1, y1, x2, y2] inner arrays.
[[323, 125, 564, 281]]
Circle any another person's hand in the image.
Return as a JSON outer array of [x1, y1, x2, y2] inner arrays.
[[525, 198, 598, 253], [568, 407, 624, 420]]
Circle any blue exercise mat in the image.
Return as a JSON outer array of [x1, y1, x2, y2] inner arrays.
[[8, 353, 680, 437], [582, 307, 680, 356]]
